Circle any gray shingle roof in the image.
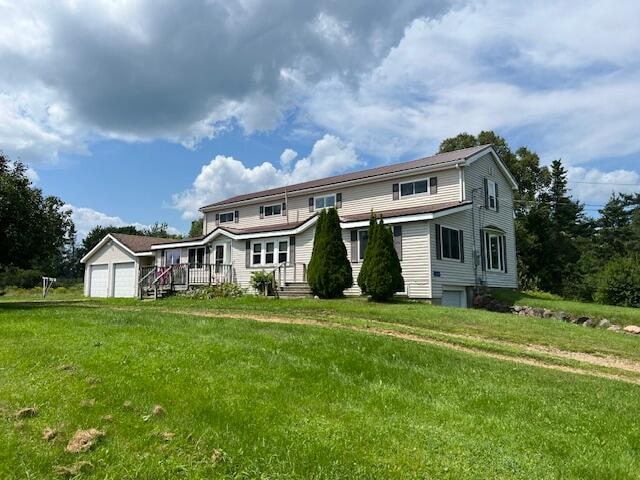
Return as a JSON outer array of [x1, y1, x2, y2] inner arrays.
[[201, 144, 491, 210]]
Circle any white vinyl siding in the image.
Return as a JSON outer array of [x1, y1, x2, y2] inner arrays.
[[464, 153, 518, 289], [203, 168, 460, 234]]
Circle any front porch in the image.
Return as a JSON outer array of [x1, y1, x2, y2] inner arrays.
[[138, 263, 234, 299]]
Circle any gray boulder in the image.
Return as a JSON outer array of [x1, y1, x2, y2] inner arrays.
[[597, 319, 611, 329], [608, 324, 622, 332], [582, 318, 597, 328]]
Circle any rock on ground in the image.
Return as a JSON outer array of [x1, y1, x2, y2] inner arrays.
[[623, 325, 640, 335], [597, 319, 611, 329], [43, 428, 57, 441], [65, 429, 105, 453]]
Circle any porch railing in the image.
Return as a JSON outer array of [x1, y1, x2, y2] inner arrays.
[[270, 262, 307, 292], [138, 263, 234, 298]]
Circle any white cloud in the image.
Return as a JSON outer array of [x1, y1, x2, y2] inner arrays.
[[567, 167, 640, 206], [172, 134, 359, 219], [302, 0, 640, 165], [63, 204, 181, 239], [280, 148, 298, 167]]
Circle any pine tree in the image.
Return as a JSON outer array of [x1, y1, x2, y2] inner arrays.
[[307, 208, 353, 298], [361, 217, 404, 301], [357, 212, 378, 294]]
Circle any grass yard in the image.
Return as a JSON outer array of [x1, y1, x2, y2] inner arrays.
[[1, 299, 640, 479]]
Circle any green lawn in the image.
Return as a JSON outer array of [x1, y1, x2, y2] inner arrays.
[[493, 289, 640, 326], [1, 300, 639, 478]]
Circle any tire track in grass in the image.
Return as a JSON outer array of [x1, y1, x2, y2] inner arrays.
[[107, 306, 640, 386]]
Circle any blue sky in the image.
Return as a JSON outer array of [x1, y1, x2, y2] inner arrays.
[[1, 0, 639, 237]]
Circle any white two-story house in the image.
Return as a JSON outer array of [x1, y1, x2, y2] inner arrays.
[[81, 144, 518, 306]]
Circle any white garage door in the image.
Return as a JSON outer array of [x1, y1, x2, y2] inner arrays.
[[113, 262, 136, 298], [442, 289, 466, 308], [89, 264, 109, 298]]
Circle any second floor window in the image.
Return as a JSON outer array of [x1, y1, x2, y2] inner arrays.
[[219, 211, 234, 223], [264, 204, 281, 216], [315, 194, 336, 209], [400, 179, 428, 197], [487, 180, 497, 210]]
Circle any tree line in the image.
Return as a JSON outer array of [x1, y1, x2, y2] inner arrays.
[[0, 153, 183, 289]]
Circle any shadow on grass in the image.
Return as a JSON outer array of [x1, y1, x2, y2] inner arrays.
[[0, 300, 94, 311]]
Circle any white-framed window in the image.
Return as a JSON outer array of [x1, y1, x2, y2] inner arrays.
[[252, 243, 262, 266], [487, 180, 497, 210], [400, 178, 428, 197], [315, 194, 336, 210], [441, 226, 462, 261], [264, 204, 282, 216], [358, 229, 369, 260], [278, 240, 288, 263], [485, 231, 505, 271], [164, 248, 181, 266], [251, 238, 289, 266], [219, 211, 235, 223], [188, 247, 205, 267]]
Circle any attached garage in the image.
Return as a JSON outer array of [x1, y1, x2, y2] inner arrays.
[[82, 233, 168, 298]]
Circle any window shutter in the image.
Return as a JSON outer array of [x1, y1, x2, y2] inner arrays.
[[215, 213, 220, 226], [289, 235, 296, 263], [336, 192, 342, 209], [350, 230, 358, 263], [245, 240, 251, 268], [309, 197, 314, 212], [495, 183, 499, 212], [459, 229, 464, 263], [259, 206, 264, 219], [430, 177, 438, 195], [483, 178, 489, 208], [479, 229, 486, 271], [393, 225, 402, 260], [234, 210, 239, 223], [435, 223, 441, 260], [282, 202, 287, 215], [392, 183, 399, 200], [502, 235, 507, 273]]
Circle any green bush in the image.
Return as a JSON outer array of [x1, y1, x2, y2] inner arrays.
[[357, 213, 378, 295], [594, 255, 640, 307], [181, 283, 245, 299], [359, 216, 404, 301], [250, 271, 274, 296], [0, 267, 43, 290], [307, 208, 353, 298]]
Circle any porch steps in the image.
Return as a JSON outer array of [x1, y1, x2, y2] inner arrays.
[[278, 282, 313, 298]]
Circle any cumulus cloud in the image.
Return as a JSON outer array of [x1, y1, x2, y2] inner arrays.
[[567, 167, 640, 206], [172, 134, 359, 219], [63, 204, 181, 239], [303, 0, 640, 164], [0, 0, 444, 164], [280, 148, 298, 167]]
